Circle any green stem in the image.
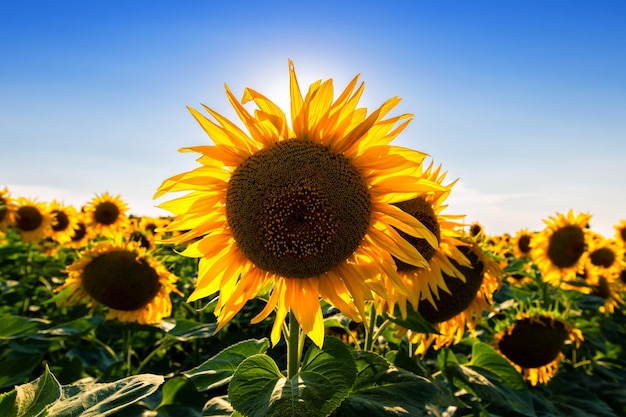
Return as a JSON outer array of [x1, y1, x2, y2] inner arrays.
[[123, 329, 133, 376], [364, 303, 377, 352], [287, 310, 301, 379]]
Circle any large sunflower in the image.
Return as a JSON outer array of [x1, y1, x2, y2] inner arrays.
[[494, 311, 583, 386], [83, 192, 130, 237], [13, 197, 54, 243], [0, 187, 15, 232], [57, 239, 182, 324], [530, 210, 590, 286], [154, 61, 444, 347]]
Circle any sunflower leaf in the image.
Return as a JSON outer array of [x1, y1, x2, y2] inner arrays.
[[45, 373, 164, 417], [334, 351, 454, 417], [228, 336, 356, 417], [0, 365, 61, 417], [440, 342, 535, 416], [183, 338, 269, 392]]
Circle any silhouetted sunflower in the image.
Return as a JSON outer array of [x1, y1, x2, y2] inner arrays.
[[57, 239, 182, 324], [154, 61, 444, 346], [530, 210, 590, 286]]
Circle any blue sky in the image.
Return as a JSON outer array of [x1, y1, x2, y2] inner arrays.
[[1, 1, 625, 237]]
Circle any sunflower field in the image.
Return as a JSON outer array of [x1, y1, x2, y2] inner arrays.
[[2, 63, 626, 417]]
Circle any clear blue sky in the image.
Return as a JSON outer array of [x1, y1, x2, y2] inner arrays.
[[1, 1, 625, 237]]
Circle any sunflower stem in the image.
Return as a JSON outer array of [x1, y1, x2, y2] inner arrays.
[[123, 329, 133, 377], [287, 310, 301, 379], [364, 303, 377, 352]]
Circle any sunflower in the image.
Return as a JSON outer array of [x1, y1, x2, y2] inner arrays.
[[591, 275, 624, 314], [0, 187, 16, 232], [468, 221, 485, 241], [64, 212, 93, 249], [530, 210, 590, 286], [154, 61, 445, 347], [512, 229, 534, 259], [405, 241, 501, 355], [614, 219, 626, 246], [47, 200, 80, 244], [124, 217, 157, 250], [582, 231, 624, 284], [376, 162, 471, 316], [57, 239, 182, 324], [83, 192, 130, 237], [13, 197, 54, 243], [494, 311, 583, 386]]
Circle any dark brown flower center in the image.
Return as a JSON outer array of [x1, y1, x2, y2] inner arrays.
[[417, 245, 484, 324], [226, 139, 371, 278], [392, 197, 440, 272], [619, 227, 626, 244], [470, 223, 483, 237], [15, 206, 43, 232], [589, 247, 616, 268], [94, 201, 120, 225], [82, 249, 161, 311], [498, 316, 569, 368], [547, 225, 585, 268], [71, 222, 87, 242], [517, 234, 531, 255], [51, 209, 70, 232]]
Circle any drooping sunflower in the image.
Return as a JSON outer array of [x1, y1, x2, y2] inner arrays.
[[13, 197, 54, 243], [0, 187, 16, 232], [530, 210, 590, 286], [57, 239, 182, 324], [47, 200, 80, 244], [494, 310, 583, 386], [404, 241, 502, 355], [83, 192, 130, 237], [154, 61, 445, 347], [468, 221, 485, 241], [376, 162, 471, 316]]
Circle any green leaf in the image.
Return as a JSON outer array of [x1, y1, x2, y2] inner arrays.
[[440, 342, 535, 416], [0, 366, 62, 417], [229, 336, 356, 417], [45, 373, 164, 417], [184, 338, 269, 391], [334, 351, 452, 417], [0, 390, 18, 417], [0, 354, 44, 389], [166, 319, 218, 342], [0, 316, 49, 339], [31, 316, 103, 340], [202, 396, 238, 417], [384, 305, 439, 335]]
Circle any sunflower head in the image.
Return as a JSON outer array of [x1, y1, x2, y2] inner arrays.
[[47, 200, 80, 244], [13, 197, 54, 243], [512, 229, 534, 259], [494, 311, 583, 386], [84, 192, 130, 237], [530, 210, 591, 286], [583, 231, 624, 284], [154, 61, 444, 347], [614, 220, 626, 246], [57, 239, 182, 324]]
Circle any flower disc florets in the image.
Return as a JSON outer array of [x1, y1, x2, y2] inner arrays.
[[227, 139, 371, 278]]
